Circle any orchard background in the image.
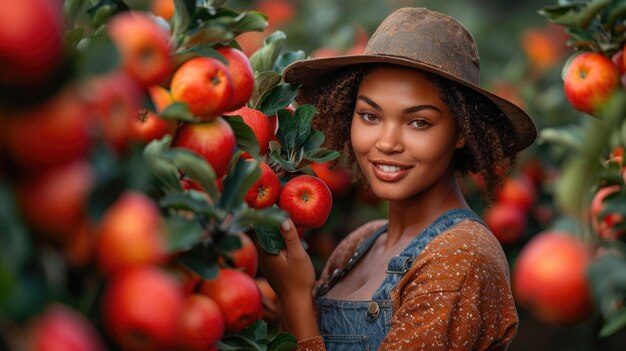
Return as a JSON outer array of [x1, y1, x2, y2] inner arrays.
[[2, 0, 626, 350]]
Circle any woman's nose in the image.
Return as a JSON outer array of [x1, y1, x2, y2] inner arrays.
[[374, 123, 404, 153]]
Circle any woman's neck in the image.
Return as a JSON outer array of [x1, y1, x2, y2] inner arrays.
[[384, 173, 468, 248]]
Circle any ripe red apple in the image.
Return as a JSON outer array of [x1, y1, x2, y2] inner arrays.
[[216, 46, 254, 111], [563, 52, 620, 116], [199, 268, 262, 333], [483, 202, 527, 245], [223, 232, 258, 277], [103, 266, 184, 351], [171, 57, 234, 120], [173, 117, 236, 178], [590, 185, 625, 240], [108, 11, 172, 87], [17, 160, 94, 241], [495, 176, 536, 212], [310, 161, 352, 196], [278, 175, 333, 229], [130, 85, 178, 144], [0, 0, 64, 90], [176, 294, 225, 351], [5, 88, 91, 170], [166, 262, 202, 296], [151, 0, 174, 21], [28, 303, 105, 351], [223, 107, 272, 156], [97, 191, 167, 275], [512, 231, 593, 325], [244, 162, 280, 209], [85, 72, 142, 153], [255, 277, 278, 323]]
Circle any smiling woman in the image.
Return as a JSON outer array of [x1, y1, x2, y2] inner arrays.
[[256, 7, 537, 351]]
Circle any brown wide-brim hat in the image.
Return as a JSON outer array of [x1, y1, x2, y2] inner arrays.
[[283, 7, 537, 153]]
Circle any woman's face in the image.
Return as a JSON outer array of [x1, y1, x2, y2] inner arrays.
[[350, 67, 464, 202]]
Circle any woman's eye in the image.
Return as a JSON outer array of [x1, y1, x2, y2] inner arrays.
[[358, 112, 378, 122], [409, 119, 430, 128]]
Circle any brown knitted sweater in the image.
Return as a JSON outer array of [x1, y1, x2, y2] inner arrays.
[[297, 219, 518, 351]]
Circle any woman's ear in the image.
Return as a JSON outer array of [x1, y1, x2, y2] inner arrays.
[[455, 135, 465, 149]]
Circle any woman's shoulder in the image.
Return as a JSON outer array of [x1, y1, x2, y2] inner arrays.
[[317, 219, 387, 283]]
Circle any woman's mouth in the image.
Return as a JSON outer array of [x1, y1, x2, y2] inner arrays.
[[372, 162, 412, 181]]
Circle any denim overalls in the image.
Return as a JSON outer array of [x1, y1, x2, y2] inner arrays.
[[314, 208, 484, 351]]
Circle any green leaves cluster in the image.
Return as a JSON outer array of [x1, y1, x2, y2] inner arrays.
[[218, 320, 296, 351], [539, 0, 626, 54]]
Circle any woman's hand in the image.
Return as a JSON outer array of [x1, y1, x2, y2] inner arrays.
[[255, 218, 320, 339]]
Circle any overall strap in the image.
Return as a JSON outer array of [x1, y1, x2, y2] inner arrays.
[[315, 223, 388, 297]]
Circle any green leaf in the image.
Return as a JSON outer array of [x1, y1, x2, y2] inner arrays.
[[250, 71, 282, 109], [539, 1, 610, 29], [160, 102, 197, 122], [175, 45, 227, 64], [175, 244, 220, 280], [183, 23, 233, 47], [254, 225, 285, 254], [239, 206, 287, 228], [294, 105, 317, 147], [259, 84, 299, 117], [249, 31, 287, 72], [64, 28, 85, 48], [224, 115, 261, 159], [77, 35, 120, 76], [599, 191, 626, 221], [217, 234, 242, 252], [171, 0, 195, 46], [220, 159, 261, 212], [231, 11, 268, 35], [161, 148, 219, 200], [555, 156, 597, 217], [269, 150, 298, 173], [600, 310, 626, 337], [276, 108, 298, 150], [302, 129, 325, 152], [304, 149, 341, 163], [159, 192, 217, 216], [537, 125, 585, 152], [268, 332, 297, 351], [89, 3, 115, 29], [274, 50, 306, 74], [64, 0, 89, 27], [143, 136, 183, 195], [165, 215, 205, 252], [0, 182, 31, 270]]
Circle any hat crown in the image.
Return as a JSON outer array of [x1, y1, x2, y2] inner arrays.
[[365, 7, 480, 85]]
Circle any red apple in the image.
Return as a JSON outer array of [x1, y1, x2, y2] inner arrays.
[[85, 72, 142, 153], [108, 11, 172, 87], [255, 277, 278, 323], [28, 304, 105, 351], [199, 268, 262, 333], [5, 88, 91, 170], [278, 175, 332, 229], [216, 46, 254, 111], [244, 162, 280, 209], [483, 202, 527, 245], [151, 0, 174, 21], [563, 52, 620, 116], [97, 191, 167, 275], [173, 117, 236, 178], [130, 85, 178, 143], [223, 232, 258, 277], [176, 294, 225, 351], [103, 266, 184, 351], [0, 0, 64, 90], [590, 185, 625, 240], [17, 160, 94, 241], [171, 57, 233, 120], [512, 231, 593, 325], [223, 107, 272, 156], [310, 161, 352, 196], [495, 176, 536, 212]]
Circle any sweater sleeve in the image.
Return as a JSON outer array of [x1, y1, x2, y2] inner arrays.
[[378, 220, 518, 351]]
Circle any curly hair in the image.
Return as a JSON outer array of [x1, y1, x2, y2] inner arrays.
[[295, 63, 517, 202]]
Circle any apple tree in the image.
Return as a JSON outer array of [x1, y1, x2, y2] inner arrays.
[[0, 0, 338, 349]]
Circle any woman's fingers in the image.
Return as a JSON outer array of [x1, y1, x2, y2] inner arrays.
[[279, 218, 303, 253]]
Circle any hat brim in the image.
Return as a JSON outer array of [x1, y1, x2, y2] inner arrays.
[[283, 54, 537, 154]]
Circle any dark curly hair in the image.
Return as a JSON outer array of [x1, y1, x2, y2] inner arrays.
[[296, 63, 517, 202]]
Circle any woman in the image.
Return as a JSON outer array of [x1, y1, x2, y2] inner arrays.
[[257, 7, 536, 351]]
